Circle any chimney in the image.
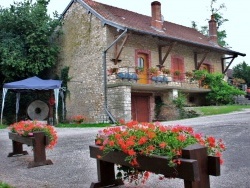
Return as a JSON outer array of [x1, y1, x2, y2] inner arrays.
[[209, 15, 218, 44], [151, 1, 163, 30]]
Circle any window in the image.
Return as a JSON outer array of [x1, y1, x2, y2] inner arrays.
[[137, 57, 144, 68], [171, 56, 185, 81]]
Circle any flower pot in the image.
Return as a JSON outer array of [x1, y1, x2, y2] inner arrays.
[[8, 132, 53, 168], [89, 144, 220, 188]]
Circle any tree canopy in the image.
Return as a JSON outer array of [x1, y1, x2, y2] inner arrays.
[[191, 0, 228, 47], [233, 61, 250, 87], [0, 0, 61, 83]]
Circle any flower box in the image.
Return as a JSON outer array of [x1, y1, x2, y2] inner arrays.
[[89, 144, 220, 188], [8, 131, 53, 168]]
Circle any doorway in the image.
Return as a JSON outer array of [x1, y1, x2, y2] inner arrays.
[[131, 93, 150, 122], [136, 53, 149, 84]]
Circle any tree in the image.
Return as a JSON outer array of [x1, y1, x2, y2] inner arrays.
[[194, 70, 245, 105], [0, 0, 61, 83], [233, 61, 250, 87], [191, 0, 228, 47]]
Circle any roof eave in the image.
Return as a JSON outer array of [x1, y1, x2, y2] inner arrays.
[[61, 0, 126, 31], [61, 0, 245, 57], [126, 27, 246, 57]]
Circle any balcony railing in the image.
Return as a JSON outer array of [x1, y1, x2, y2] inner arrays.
[[107, 67, 207, 90]]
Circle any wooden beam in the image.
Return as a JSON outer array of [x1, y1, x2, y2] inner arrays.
[[158, 42, 176, 67], [196, 52, 208, 70], [162, 42, 176, 64], [111, 34, 129, 65], [223, 56, 236, 74], [158, 45, 162, 65], [221, 55, 236, 60], [194, 52, 198, 69]]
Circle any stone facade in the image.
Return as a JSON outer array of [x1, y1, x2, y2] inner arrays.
[[56, 2, 225, 123], [57, 2, 107, 122], [107, 85, 132, 121]]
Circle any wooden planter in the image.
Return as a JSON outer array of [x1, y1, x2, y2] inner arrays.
[[8, 131, 53, 168], [89, 144, 220, 188]]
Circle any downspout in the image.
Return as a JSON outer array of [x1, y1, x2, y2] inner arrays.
[[103, 28, 128, 124]]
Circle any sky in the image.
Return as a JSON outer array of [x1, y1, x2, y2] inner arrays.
[[0, 0, 248, 68]]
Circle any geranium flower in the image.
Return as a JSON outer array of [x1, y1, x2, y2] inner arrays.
[[8, 120, 58, 149], [95, 121, 226, 185]]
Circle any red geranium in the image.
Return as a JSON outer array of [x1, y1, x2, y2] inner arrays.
[[96, 121, 226, 185], [8, 120, 58, 149]]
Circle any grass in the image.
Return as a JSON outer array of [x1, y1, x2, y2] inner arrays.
[[1, 105, 250, 129], [56, 123, 111, 128], [0, 182, 13, 188], [0, 123, 112, 129], [0, 124, 7, 129], [190, 105, 250, 116]]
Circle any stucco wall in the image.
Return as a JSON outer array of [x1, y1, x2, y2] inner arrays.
[[57, 2, 107, 122]]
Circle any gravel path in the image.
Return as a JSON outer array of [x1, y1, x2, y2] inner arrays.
[[1, 109, 250, 188]]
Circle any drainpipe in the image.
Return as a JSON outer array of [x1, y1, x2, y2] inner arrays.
[[103, 28, 128, 124]]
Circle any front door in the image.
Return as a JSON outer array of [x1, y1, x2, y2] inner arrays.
[[137, 53, 149, 84], [131, 94, 150, 122]]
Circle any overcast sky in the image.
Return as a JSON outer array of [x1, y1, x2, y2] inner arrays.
[[1, 0, 248, 67]]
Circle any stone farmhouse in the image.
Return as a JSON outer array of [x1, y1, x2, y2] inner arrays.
[[57, 0, 245, 123]]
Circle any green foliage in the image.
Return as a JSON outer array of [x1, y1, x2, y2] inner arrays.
[[195, 71, 245, 105], [0, 181, 13, 188], [0, 0, 61, 82], [0, 124, 8, 129], [193, 70, 208, 80], [172, 92, 187, 109], [233, 61, 250, 87], [191, 0, 228, 47], [192, 105, 250, 116], [56, 123, 111, 128]]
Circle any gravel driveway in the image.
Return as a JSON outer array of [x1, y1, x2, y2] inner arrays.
[[0, 109, 250, 188]]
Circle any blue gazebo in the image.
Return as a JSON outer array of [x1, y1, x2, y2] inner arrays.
[[1, 76, 63, 124]]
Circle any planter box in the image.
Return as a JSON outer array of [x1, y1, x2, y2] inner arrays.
[[89, 144, 220, 188], [8, 131, 53, 168]]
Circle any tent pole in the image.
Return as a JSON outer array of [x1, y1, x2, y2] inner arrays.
[[1, 88, 8, 125]]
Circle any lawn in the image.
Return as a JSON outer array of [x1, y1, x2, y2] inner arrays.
[[188, 105, 250, 116], [1, 105, 250, 129]]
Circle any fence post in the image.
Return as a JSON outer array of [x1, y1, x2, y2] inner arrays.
[[182, 144, 210, 188]]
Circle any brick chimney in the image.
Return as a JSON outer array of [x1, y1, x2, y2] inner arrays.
[[209, 15, 218, 44], [151, 1, 163, 30]]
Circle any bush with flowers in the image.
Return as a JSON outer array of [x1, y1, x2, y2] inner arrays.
[[8, 120, 58, 149], [70, 115, 86, 124], [95, 121, 226, 185]]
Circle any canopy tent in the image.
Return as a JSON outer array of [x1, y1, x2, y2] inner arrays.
[[1, 76, 63, 124]]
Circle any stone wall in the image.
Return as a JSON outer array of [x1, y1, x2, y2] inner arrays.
[[107, 85, 132, 122], [105, 31, 223, 121], [106, 30, 224, 73], [56, 2, 224, 123], [56, 2, 107, 122]]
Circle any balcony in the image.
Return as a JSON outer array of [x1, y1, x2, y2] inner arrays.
[[107, 67, 210, 93]]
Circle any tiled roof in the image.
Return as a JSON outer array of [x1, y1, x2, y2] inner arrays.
[[66, 0, 245, 56]]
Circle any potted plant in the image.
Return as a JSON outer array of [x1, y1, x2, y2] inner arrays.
[[185, 71, 194, 78], [135, 66, 144, 74], [94, 121, 226, 185], [8, 120, 58, 149], [162, 68, 170, 75], [174, 70, 181, 76], [70, 115, 86, 124], [148, 67, 158, 76]]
